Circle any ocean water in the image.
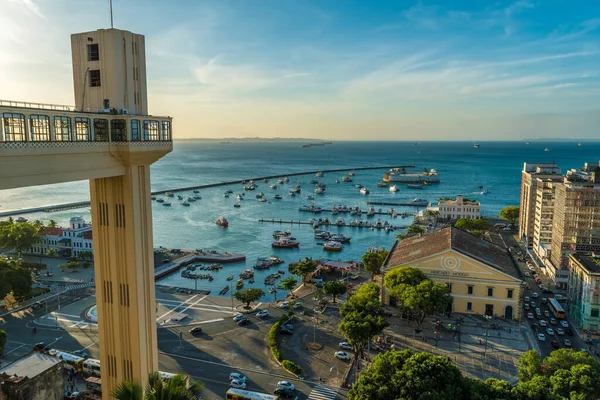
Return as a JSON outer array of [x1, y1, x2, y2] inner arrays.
[[1, 140, 598, 297]]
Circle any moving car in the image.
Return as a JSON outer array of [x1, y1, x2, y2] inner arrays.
[[556, 328, 565, 336], [237, 319, 249, 326], [546, 328, 555, 336], [274, 388, 295, 398], [233, 314, 246, 322], [537, 333, 546, 341], [560, 320, 569, 328], [229, 373, 247, 382], [550, 318, 556, 325], [339, 342, 353, 350], [335, 351, 351, 360], [283, 323, 293, 330], [73, 350, 88, 358], [293, 302, 303, 309], [527, 312, 534, 319], [279, 301, 290, 309], [539, 320, 547, 327], [277, 381, 295, 391], [189, 327, 203, 334], [551, 340, 560, 349], [532, 292, 539, 298], [543, 310, 550, 318], [563, 339, 572, 347], [230, 380, 246, 389], [256, 310, 269, 318]]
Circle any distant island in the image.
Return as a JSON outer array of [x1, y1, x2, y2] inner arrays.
[[174, 137, 326, 142]]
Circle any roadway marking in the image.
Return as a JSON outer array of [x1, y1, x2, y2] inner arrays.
[[157, 298, 235, 310], [156, 294, 200, 322], [3, 344, 26, 355], [83, 341, 98, 350], [49, 312, 82, 319], [179, 295, 208, 314]]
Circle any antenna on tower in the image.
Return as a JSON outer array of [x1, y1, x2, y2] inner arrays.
[[109, 0, 114, 28]]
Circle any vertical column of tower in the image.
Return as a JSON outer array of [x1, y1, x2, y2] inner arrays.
[[90, 164, 158, 398]]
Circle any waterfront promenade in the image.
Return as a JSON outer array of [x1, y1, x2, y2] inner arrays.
[[0, 165, 414, 217]]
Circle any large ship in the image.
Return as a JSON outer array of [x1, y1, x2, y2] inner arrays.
[[383, 167, 440, 183]]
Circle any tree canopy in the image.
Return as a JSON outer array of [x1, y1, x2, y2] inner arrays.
[[0, 329, 7, 356], [348, 350, 467, 400], [288, 258, 318, 283], [500, 206, 519, 224], [384, 266, 452, 328], [278, 276, 298, 296], [362, 249, 389, 280], [0, 258, 33, 298], [323, 280, 347, 303], [455, 218, 491, 232], [112, 371, 203, 400], [232, 288, 265, 308], [0, 219, 42, 257]]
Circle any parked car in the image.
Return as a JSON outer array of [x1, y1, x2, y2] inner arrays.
[[280, 327, 293, 335], [527, 312, 534, 319], [189, 327, 203, 334], [279, 301, 290, 309], [537, 333, 546, 341], [229, 373, 247, 382], [524, 296, 530, 303], [256, 310, 269, 318], [230, 380, 246, 389], [335, 351, 351, 360], [563, 339, 572, 347], [524, 304, 530, 310], [277, 381, 295, 391], [532, 292, 539, 298], [560, 320, 569, 328], [539, 320, 547, 327], [233, 314, 246, 322], [551, 340, 560, 349], [339, 342, 353, 350], [293, 302, 303, 309]]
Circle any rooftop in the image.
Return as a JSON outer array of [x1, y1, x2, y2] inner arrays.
[[570, 253, 600, 274], [0, 352, 61, 381], [384, 226, 520, 279]]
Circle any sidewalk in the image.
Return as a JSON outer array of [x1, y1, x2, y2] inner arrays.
[[25, 255, 96, 285]]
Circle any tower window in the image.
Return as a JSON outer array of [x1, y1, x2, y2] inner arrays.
[[87, 44, 99, 61], [90, 70, 101, 87]]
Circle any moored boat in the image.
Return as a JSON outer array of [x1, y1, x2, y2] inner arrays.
[[406, 184, 423, 189], [360, 187, 370, 195], [272, 238, 300, 248], [182, 201, 190, 206], [216, 217, 229, 227], [323, 241, 343, 251], [389, 185, 398, 192]]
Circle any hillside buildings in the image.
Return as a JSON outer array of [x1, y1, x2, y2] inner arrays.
[[438, 195, 480, 220], [382, 227, 524, 321], [30, 217, 93, 258]]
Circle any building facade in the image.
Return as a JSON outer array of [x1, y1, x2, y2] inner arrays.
[[0, 353, 64, 400], [568, 254, 600, 333], [382, 227, 524, 321], [438, 195, 480, 220], [518, 162, 562, 248], [30, 217, 93, 258]]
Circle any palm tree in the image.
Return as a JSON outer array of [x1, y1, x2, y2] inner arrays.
[[112, 372, 203, 400], [48, 220, 58, 228]]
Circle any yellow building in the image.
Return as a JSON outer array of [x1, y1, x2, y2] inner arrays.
[[382, 227, 525, 321]]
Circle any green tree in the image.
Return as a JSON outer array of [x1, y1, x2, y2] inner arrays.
[[500, 206, 519, 224], [455, 218, 491, 232], [288, 259, 318, 284], [59, 261, 81, 271], [515, 375, 551, 400], [407, 224, 425, 236], [394, 233, 407, 241], [384, 266, 452, 328], [46, 249, 56, 258], [0, 220, 42, 258], [279, 276, 298, 297], [348, 350, 467, 400], [0, 329, 7, 356], [112, 371, 203, 400], [322, 281, 347, 303], [232, 288, 265, 309], [517, 350, 543, 382], [362, 249, 389, 280], [423, 209, 440, 218], [78, 250, 94, 260], [47, 219, 58, 228]]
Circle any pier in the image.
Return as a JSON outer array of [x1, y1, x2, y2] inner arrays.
[[258, 218, 409, 230], [299, 208, 414, 216], [367, 201, 430, 207], [154, 250, 246, 279], [0, 164, 414, 217]]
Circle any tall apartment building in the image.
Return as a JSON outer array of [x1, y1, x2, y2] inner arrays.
[[518, 162, 562, 248], [568, 254, 600, 333], [531, 178, 563, 269], [550, 163, 600, 270]]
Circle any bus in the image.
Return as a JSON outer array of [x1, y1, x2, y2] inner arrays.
[[226, 388, 279, 400], [82, 358, 101, 376], [548, 298, 566, 319], [48, 349, 85, 372]]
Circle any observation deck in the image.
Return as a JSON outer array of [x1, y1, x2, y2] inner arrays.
[[0, 99, 173, 190]]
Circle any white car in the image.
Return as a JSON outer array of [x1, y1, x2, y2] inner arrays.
[[230, 380, 246, 389], [560, 320, 569, 328], [563, 339, 572, 347], [339, 342, 352, 350], [524, 296, 530, 303], [279, 301, 290, 309], [527, 312, 534, 319], [528, 266, 535, 272], [556, 328, 565, 336], [335, 351, 351, 360], [229, 373, 247, 382], [546, 328, 555, 336], [277, 381, 295, 391], [539, 320, 547, 327], [537, 333, 546, 341], [549, 318, 556, 325], [524, 272, 531, 277], [233, 314, 246, 322], [256, 310, 269, 318], [294, 302, 303, 309], [532, 292, 539, 298]]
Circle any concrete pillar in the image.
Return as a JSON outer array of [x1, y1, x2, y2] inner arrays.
[[90, 164, 157, 398]]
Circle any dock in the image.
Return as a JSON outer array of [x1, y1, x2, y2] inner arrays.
[[299, 208, 414, 216], [0, 164, 414, 217], [154, 251, 246, 279], [259, 218, 409, 230], [367, 201, 429, 207]]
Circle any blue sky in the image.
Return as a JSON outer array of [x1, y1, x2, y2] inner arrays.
[[1, 0, 599, 139]]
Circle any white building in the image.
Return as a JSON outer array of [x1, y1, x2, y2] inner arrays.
[[438, 195, 480, 220], [31, 217, 94, 258]]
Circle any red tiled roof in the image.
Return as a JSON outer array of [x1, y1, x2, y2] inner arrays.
[[83, 231, 93, 240], [384, 226, 520, 279], [43, 227, 63, 236]]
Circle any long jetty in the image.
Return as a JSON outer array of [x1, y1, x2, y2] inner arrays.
[[0, 165, 414, 217], [368, 201, 430, 207], [299, 208, 415, 216], [258, 218, 409, 230]]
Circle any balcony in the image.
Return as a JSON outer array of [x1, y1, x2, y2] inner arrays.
[[0, 100, 173, 190]]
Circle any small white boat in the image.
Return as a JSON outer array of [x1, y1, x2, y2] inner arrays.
[[193, 195, 202, 200], [342, 176, 352, 182], [389, 185, 398, 192], [236, 195, 243, 201], [289, 191, 296, 197], [315, 187, 324, 194], [306, 195, 314, 200], [165, 192, 174, 197], [270, 184, 278, 189], [349, 171, 356, 176], [323, 241, 343, 252], [481, 189, 488, 195], [360, 187, 370, 195], [544, 148, 550, 152], [223, 193, 230, 198], [316, 171, 324, 177], [284, 177, 289, 182], [258, 197, 267, 202]]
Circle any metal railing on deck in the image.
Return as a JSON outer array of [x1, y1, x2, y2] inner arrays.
[[0, 99, 102, 113]]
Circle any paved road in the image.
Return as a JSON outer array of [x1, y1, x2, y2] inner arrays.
[[0, 292, 345, 399]]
